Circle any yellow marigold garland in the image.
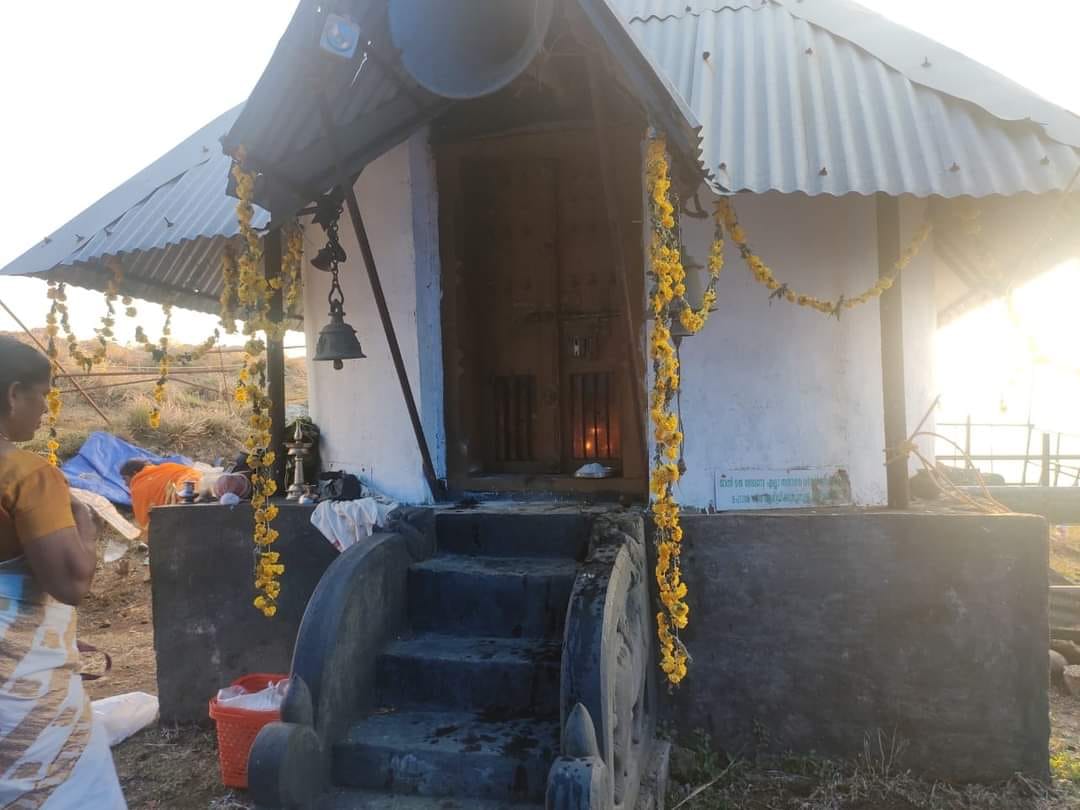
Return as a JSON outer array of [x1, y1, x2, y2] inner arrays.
[[716, 197, 932, 317], [233, 148, 284, 617], [50, 275, 111, 374], [43, 282, 63, 466], [646, 135, 704, 686], [150, 305, 172, 429], [219, 246, 240, 335], [284, 224, 304, 318]]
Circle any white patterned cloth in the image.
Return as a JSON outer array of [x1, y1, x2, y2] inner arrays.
[[0, 557, 126, 809]]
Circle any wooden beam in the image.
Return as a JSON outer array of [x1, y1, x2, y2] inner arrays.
[[876, 195, 910, 509], [264, 228, 289, 492], [585, 55, 648, 481]]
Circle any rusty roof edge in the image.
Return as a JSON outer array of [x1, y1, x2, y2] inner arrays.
[[778, 0, 1080, 150]]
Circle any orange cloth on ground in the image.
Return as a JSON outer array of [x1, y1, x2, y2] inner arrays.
[[130, 462, 201, 529], [0, 447, 76, 562]]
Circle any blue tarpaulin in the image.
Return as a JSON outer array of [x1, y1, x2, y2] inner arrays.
[[61, 432, 191, 506]]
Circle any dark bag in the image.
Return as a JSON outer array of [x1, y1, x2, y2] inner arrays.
[[318, 471, 362, 501]]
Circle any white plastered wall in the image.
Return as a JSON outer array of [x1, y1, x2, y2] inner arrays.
[[303, 132, 445, 504], [672, 190, 937, 508]]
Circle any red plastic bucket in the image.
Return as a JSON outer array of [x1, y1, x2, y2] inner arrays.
[[208, 673, 287, 789]]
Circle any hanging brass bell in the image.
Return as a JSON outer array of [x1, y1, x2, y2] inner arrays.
[[313, 302, 365, 370]]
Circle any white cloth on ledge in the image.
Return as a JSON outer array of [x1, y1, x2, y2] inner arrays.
[[310, 496, 398, 553]]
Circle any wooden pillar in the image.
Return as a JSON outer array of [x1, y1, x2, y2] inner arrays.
[[877, 195, 910, 508], [264, 227, 288, 492]]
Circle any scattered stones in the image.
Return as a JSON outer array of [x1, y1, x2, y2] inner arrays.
[[1052, 650, 1068, 690], [1065, 664, 1080, 697], [1052, 639, 1080, 665]]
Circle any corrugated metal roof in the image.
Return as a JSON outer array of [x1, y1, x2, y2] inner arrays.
[[224, 0, 708, 218], [614, 0, 1080, 196], [0, 105, 269, 313]]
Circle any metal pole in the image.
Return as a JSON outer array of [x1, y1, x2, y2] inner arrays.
[[1021, 423, 1033, 485], [876, 195, 909, 508], [1041, 432, 1052, 487], [316, 94, 444, 502], [964, 414, 972, 468], [56, 367, 243, 378], [1055, 432, 1063, 486], [0, 297, 111, 426]]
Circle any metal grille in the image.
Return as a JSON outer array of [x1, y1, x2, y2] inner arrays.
[[570, 372, 619, 460], [1051, 586, 1080, 631], [493, 375, 537, 462]]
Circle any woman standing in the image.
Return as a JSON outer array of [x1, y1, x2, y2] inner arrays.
[[0, 336, 126, 808]]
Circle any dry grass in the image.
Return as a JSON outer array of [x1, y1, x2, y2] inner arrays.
[[7, 330, 306, 464], [1051, 525, 1080, 583], [668, 725, 1080, 810]]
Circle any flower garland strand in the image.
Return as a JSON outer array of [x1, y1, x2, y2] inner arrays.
[[43, 282, 64, 466], [646, 135, 695, 686], [283, 224, 304, 319], [232, 148, 284, 617], [219, 246, 240, 335], [150, 305, 172, 429], [716, 197, 932, 318]]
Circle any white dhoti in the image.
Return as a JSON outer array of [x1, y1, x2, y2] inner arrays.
[[0, 558, 126, 809]]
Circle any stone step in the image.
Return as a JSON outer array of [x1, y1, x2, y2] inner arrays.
[[407, 555, 578, 639], [332, 710, 559, 803], [377, 634, 561, 715], [435, 511, 589, 559], [317, 789, 541, 809]]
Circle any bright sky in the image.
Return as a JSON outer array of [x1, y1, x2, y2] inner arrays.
[[0, 0, 297, 345], [1, 0, 1079, 437]]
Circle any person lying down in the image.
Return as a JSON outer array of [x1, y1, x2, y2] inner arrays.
[[119, 458, 202, 531]]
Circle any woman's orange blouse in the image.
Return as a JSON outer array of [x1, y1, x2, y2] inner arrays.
[[0, 447, 76, 561]]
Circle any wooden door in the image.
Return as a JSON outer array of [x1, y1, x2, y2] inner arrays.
[[439, 130, 646, 489], [462, 159, 562, 474], [556, 156, 624, 473]]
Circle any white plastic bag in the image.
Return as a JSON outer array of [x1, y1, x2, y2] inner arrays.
[[91, 691, 159, 746], [215, 678, 289, 712]]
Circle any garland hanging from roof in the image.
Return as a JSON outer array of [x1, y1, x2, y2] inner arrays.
[[645, 134, 726, 686], [43, 282, 64, 466], [232, 148, 284, 618], [717, 198, 933, 317]]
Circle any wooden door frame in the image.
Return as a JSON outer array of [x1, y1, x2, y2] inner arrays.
[[435, 126, 648, 498]]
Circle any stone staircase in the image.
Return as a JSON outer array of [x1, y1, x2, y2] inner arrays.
[[322, 512, 589, 808]]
